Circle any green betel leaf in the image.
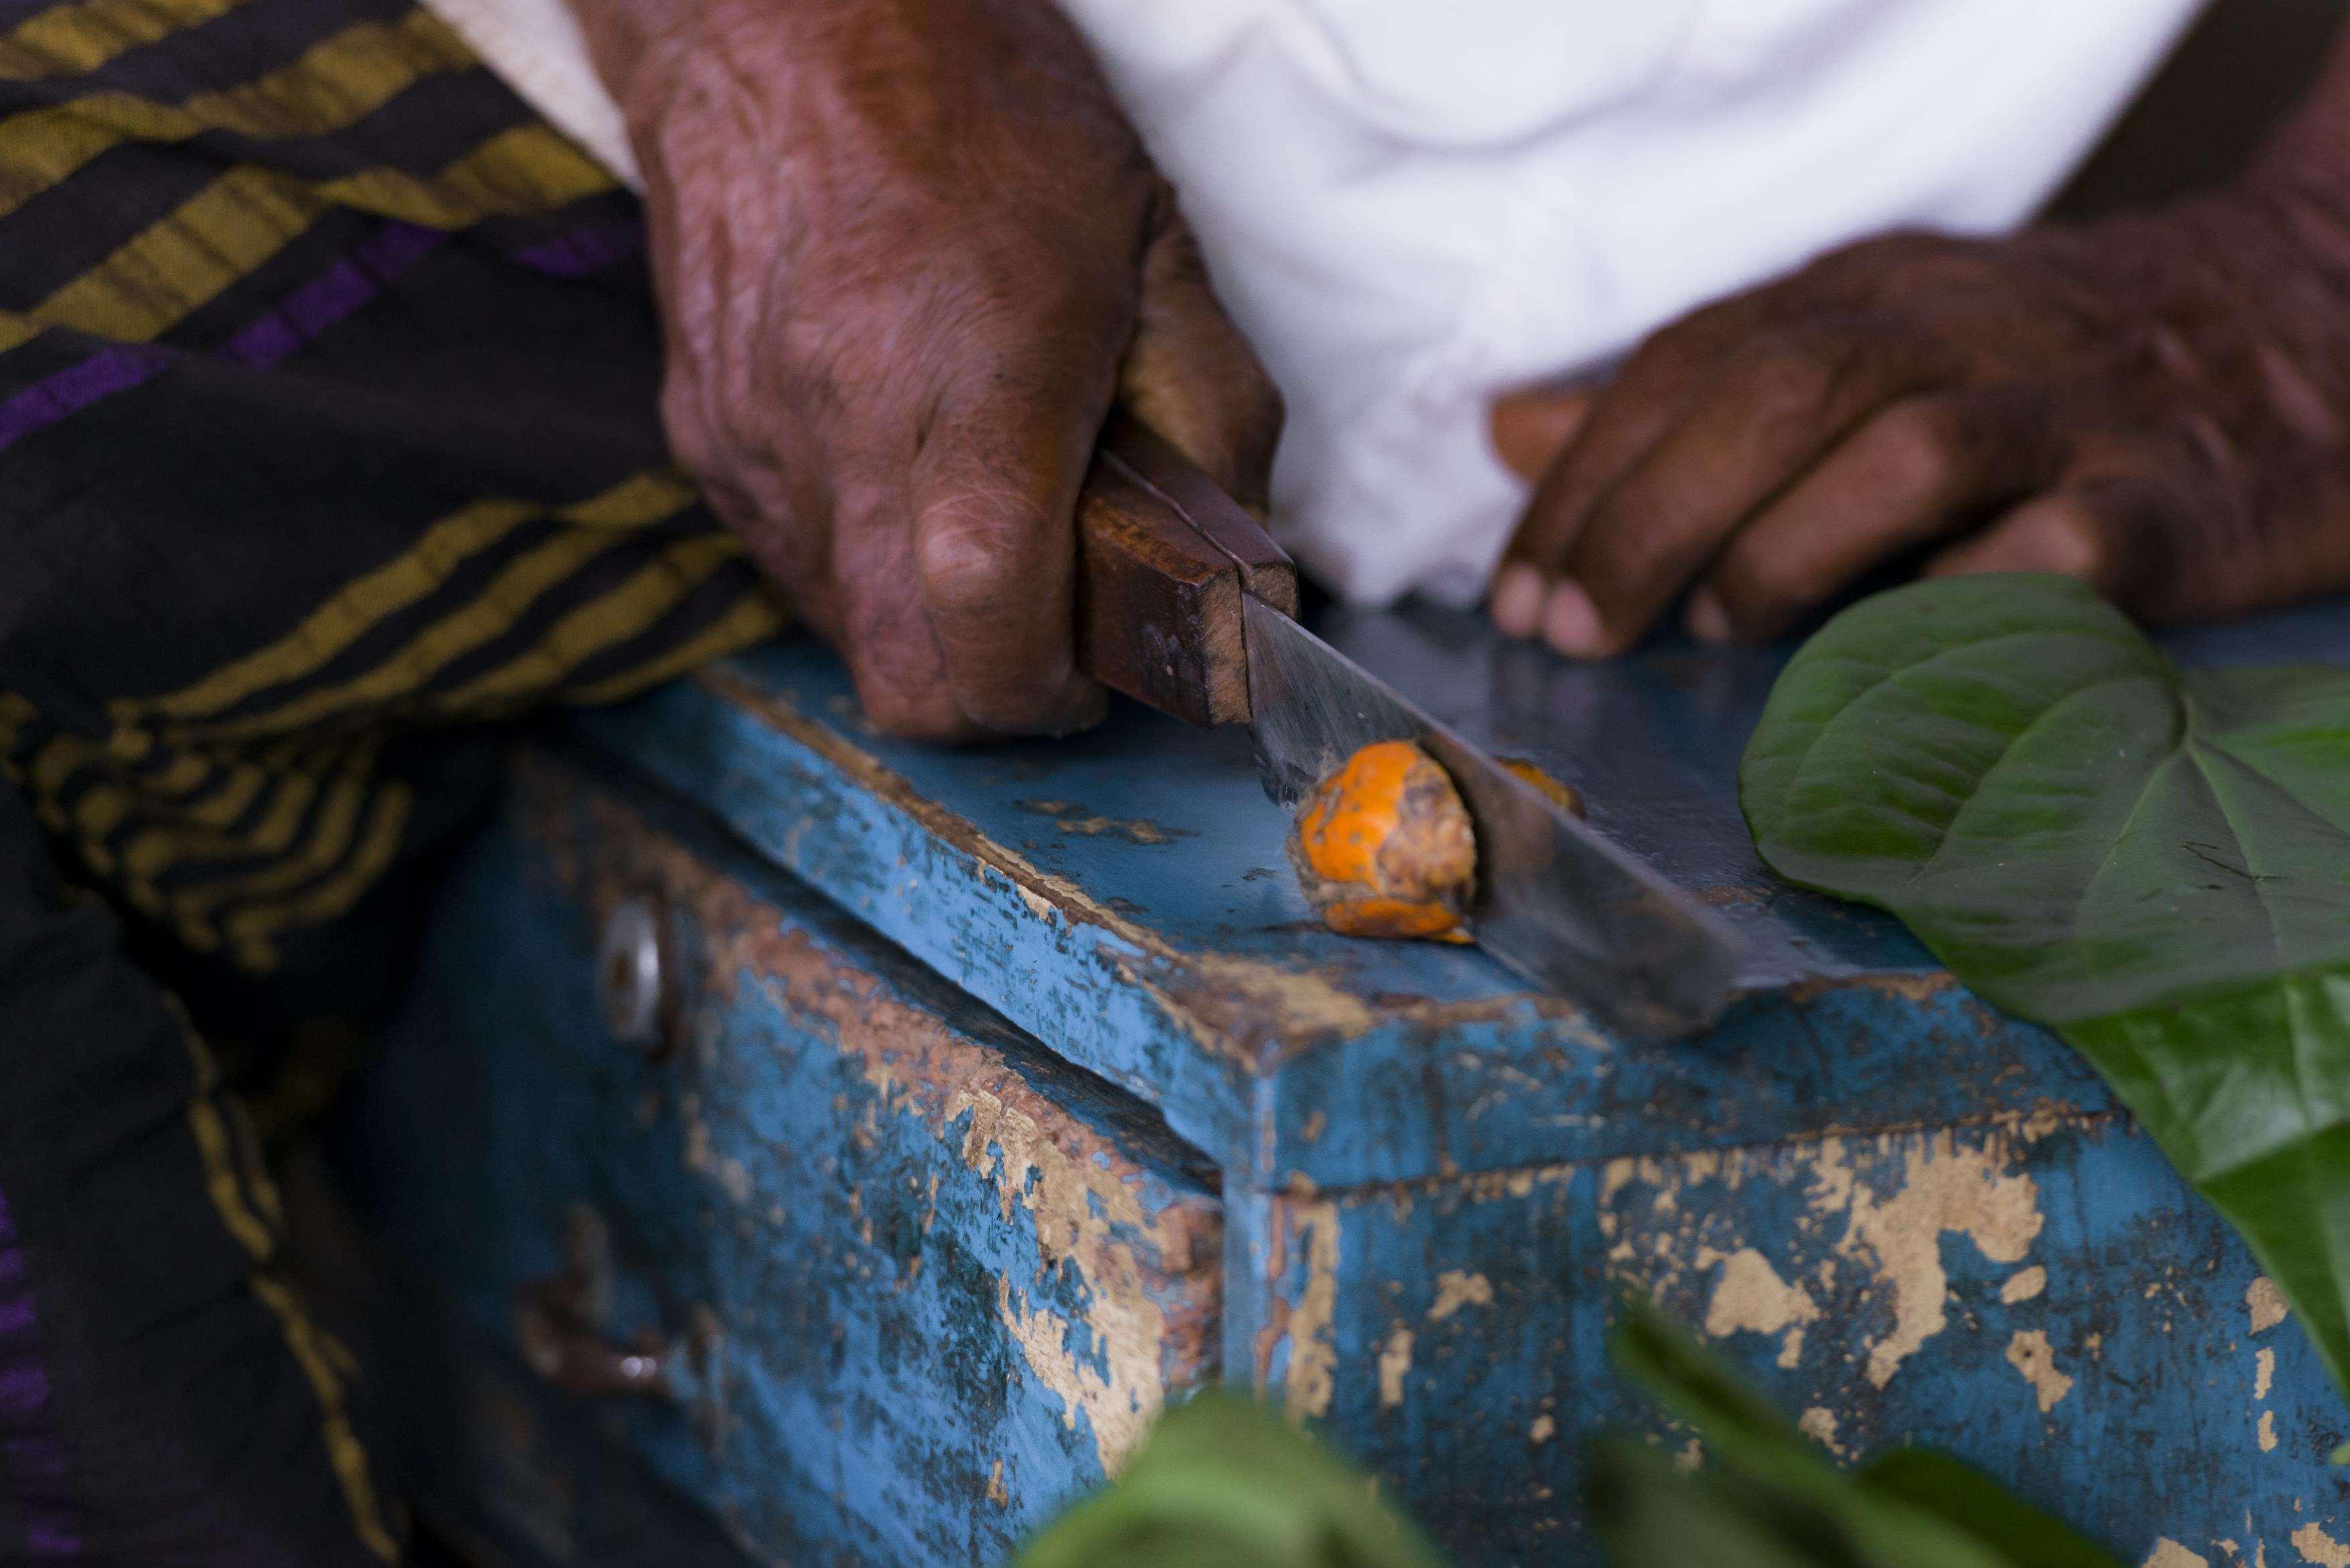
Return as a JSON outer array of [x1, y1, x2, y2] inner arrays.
[[1011, 1391, 1448, 1568], [1741, 572, 2350, 1402]]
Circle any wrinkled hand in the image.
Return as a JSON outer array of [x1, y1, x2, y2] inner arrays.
[[1489, 180, 2350, 656], [572, 0, 1280, 737]]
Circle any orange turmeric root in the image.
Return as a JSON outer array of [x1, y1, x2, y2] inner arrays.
[[1288, 739, 1477, 941]]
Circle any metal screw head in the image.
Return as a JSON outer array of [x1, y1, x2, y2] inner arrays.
[[598, 896, 665, 1051]]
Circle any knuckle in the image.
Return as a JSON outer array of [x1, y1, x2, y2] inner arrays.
[[1858, 398, 1970, 496], [914, 496, 1040, 612]]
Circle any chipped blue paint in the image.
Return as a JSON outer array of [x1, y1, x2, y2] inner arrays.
[[1227, 1109, 2342, 1564], [354, 595, 2350, 1567], [353, 761, 1221, 1566]]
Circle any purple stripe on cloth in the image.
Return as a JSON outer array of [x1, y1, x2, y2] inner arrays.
[[0, 1362, 47, 1417], [0, 210, 638, 457], [0, 1181, 77, 1558], [220, 220, 446, 369], [503, 219, 644, 279], [23, 1517, 80, 1558], [0, 346, 168, 453], [3, 1436, 63, 1478], [0, 217, 450, 458]]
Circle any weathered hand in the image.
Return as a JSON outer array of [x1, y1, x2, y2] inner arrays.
[[1489, 177, 2350, 656], [570, 0, 1280, 737]]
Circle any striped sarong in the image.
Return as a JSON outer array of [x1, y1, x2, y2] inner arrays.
[[0, 1, 774, 1558]]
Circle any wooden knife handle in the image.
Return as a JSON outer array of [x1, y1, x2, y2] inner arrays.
[[1076, 413, 1298, 728]]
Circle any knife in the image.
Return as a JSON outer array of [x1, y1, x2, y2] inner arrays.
[[1074, 413, 1740, 1040]]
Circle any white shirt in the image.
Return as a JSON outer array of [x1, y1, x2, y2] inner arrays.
[[425, 0, 2201, 607]]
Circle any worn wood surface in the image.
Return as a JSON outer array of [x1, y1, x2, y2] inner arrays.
[[1227, 1113, 2334, 1563], [354, 756, 1221, 1566], [354, 593, 2350, 1567]]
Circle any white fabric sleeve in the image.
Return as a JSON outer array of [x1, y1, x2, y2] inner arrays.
[[423, 0, 2202, 608], [423, 0, 640, 187]]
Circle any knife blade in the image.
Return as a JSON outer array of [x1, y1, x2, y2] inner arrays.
[[1077, 415, 1740, 1039]]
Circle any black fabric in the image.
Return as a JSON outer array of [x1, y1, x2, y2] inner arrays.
[[0, 0, 781, 1558]]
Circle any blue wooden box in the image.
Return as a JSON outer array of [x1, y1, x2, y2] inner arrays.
[[347, 600, 2350, 1567]]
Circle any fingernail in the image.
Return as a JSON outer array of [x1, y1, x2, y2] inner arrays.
[[1541, 581, 1608, 657], [1490, 564, 1547, 638], [1685, 587, 1733, 645]]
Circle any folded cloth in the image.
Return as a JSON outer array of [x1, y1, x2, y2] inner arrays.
[[426, 0, 2202, 606], [0, 6, 773, 1551]]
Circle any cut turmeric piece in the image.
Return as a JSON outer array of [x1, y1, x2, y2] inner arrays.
[[1288, 739, 1476, 942]]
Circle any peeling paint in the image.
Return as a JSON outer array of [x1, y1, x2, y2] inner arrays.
[[2250, 1277, 2289, 1336], [1821, 1132, 2045, 1388], [2261, 1411, 2279, 1453], [540, 770, 1222, 1479], [2258, 1347, 2276, 1401], [1429, 1271, 1495, 1323], [996, 1278, 1156, 1475], [1702, 1247, 1817, 1370], [1797, 1407, 1845, 1457], [1783, 971, 1955, 1006], [1529, 1413, 1556, 1445], [1378, 1327, 1413, 1408], [1016, 798, 1181, 847], [2001, 1265, 2047, 1304], [2293, 1524, 2350, 1567], [1286, 1201, 1342, 1419], [2004, 1329, 2071, 1413], [2145, 1543, 2211, 1568]]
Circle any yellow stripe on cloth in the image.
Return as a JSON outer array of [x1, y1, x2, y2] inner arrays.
[[126, 470, 697, 725], [178, 1005, 401, 1561], [218, 776, 411, 967], [0, 121, 614, 356], [0, 0, 249, 84], [0, 10, 479, 220], [428, 531, 748, 715], [158, 506, 702, 743], [169, 741, 378, 920], [563, 587, 783, 707]]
